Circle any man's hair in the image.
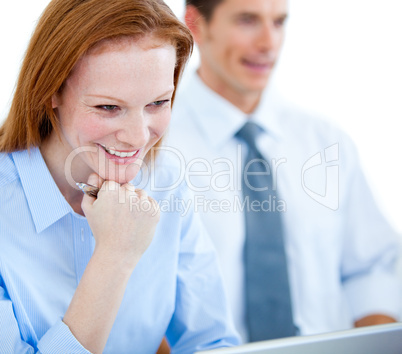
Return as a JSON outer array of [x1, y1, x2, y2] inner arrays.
[[186, 0, 224, 22], [0, 0, 193, 152]]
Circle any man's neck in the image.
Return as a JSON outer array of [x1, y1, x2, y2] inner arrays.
[[197, 69, 262, 115]]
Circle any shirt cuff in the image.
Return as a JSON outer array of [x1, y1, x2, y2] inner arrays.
[[37, 319, 92, 354], [344, 270, 402, 322]]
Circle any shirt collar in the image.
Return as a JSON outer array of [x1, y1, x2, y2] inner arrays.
[[251, 86, 285, 141], [12, 147, 73, 234], [180, 71, 284, 145], [180, 72, 247, 149]]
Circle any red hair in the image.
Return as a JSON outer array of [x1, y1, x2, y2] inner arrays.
[[0, 0, 193, 152]]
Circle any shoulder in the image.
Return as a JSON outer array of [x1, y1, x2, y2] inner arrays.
[[0, 153, 22, 219], [272, 101, 364, 185], [0, 152, 19, 189], [270, 97, 355, 149], [278, 100, 343, 135]]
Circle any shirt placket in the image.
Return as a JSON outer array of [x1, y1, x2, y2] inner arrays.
[[72, 216, 94, 285]]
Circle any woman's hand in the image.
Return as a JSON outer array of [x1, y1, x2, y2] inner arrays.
[[63, 173, 160, 352], [81, 173, 160, 271]]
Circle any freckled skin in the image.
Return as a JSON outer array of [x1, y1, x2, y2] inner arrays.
[[48, 36, 176, 186]]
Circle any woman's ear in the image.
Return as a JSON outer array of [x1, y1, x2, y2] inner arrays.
[[51, 93, 60, 109], [184, 5, 208, 45]]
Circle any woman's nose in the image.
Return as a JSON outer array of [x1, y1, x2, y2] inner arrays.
[[115, 113, 149, 148]]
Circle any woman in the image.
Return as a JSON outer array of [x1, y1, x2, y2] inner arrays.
[[0, 0, 239, 352]]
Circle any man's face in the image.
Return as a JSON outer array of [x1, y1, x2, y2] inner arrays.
[[196, 0, 288, 99]]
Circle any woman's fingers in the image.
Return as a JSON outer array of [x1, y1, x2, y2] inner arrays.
[[81, 174, 105, 211], [82, 179, 160, 266], [121, 182, 136, 192]]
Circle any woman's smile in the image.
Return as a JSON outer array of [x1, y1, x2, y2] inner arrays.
[[51, 35, 176, 184], [98, 143, 141, 165]]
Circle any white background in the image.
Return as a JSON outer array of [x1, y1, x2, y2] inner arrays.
[[1, 0, 401, 234]]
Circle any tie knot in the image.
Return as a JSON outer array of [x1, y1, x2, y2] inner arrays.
[[236, 121, 261, 150]]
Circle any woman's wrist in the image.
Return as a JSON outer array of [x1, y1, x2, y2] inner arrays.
[[91, 244, 140, 277]]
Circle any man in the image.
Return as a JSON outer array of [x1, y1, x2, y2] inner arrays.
[[166, 0, 400, 343]]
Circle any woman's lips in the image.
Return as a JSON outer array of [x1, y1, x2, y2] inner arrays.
[[98, 144, 141, 165]]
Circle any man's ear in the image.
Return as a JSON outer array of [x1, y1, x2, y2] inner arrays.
[[184, 5, 208, 45]]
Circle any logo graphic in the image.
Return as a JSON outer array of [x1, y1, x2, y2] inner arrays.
[[301, 144, 339, 210]]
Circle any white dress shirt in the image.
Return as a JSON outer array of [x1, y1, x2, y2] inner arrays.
[[167, 72, 401, 342]]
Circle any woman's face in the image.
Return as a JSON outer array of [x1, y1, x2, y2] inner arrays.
[[52, 36, 176, 185]]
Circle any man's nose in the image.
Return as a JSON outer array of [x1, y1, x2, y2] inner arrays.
[[256, 22, 275, 51]]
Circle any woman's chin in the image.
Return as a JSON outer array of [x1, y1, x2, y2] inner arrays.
[[101, 166, 141, 185]]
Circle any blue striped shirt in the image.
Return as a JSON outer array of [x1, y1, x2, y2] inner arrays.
[[0, 148, 240, 353]]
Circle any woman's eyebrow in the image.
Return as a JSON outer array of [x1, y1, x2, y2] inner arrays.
[[85, 94, 126, 104], [153, 87, 175, 100]]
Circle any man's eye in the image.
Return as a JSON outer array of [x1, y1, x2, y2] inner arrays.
[[274, 17, 287, 28], [237, 14, 257, 25], [96, 105, 119, 111]]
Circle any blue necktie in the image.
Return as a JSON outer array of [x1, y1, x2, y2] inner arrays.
[[236, 121, 295, 341]]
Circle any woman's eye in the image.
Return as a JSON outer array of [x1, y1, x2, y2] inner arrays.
[[96, 105, 119, 111], [148, 100, 170, 107]]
